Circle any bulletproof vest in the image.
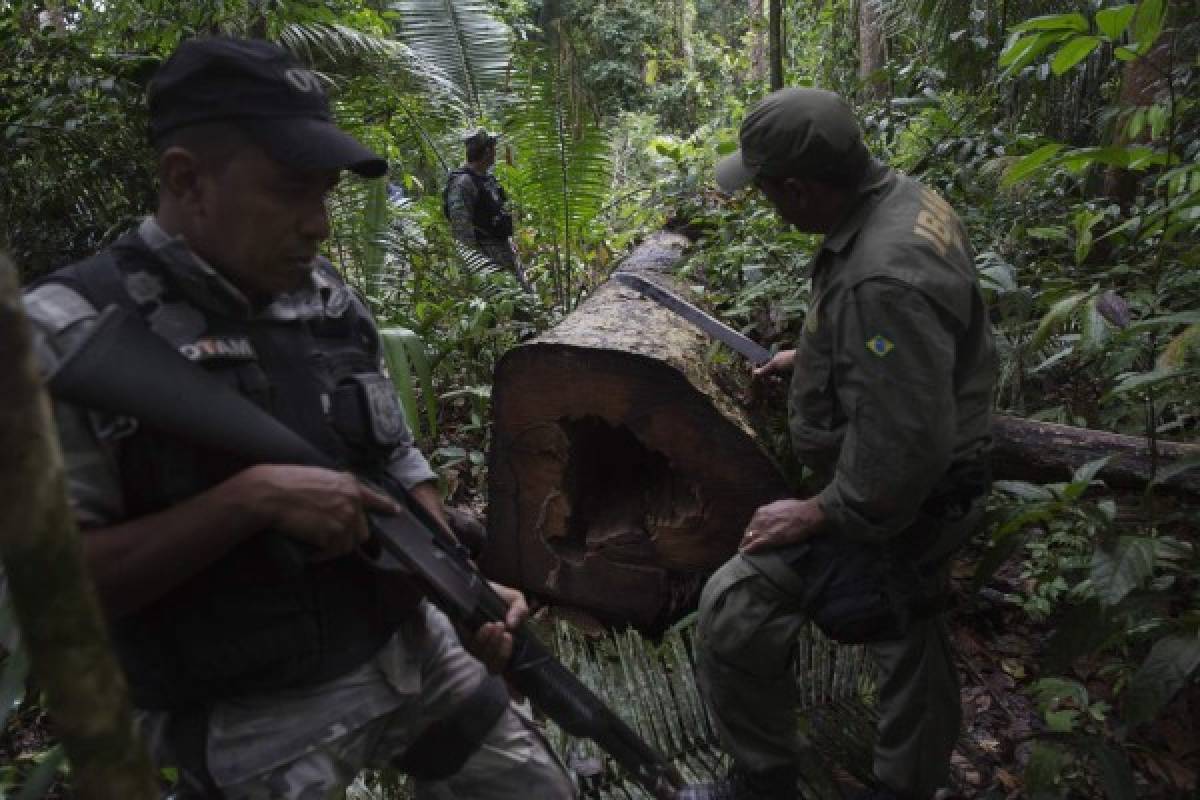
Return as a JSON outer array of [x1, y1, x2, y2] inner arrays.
[[41, 233, 409, 711], [443, 168, 514, 240]]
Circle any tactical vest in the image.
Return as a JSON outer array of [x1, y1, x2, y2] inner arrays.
[[41, 233, 410, 711], [443, 168, 514, 240]]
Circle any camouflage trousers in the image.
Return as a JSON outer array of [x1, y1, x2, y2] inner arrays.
[[695, 508, 980, 799], [475, 239, 531, 293], [139, 603, 575, 799]]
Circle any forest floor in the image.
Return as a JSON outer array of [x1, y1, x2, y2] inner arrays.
[[3, 506, 1196, 799], [943, 541, 1199, 799]]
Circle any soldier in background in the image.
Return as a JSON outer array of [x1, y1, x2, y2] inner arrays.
[[443, 129, 532, 292]]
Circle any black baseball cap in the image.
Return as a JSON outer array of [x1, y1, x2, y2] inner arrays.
[[715, 88, 868, 193], [148, 37, 387, 178]]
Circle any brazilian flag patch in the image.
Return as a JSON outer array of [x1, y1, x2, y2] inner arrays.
[[866, 334, 895, 357]]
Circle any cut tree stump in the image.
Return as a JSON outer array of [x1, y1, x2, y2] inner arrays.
[[484, 233, 789, 629], [483, 232, 1200, 628]]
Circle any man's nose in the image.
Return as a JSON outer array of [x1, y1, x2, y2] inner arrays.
[[300, 197, 331, 241]]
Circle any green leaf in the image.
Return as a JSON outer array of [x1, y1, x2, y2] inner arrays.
[[1096, 5, 1137, 40], [1010, 13, 1089, 34], [1071, 455, 1112, 488], [1045, 708, 1079, 732], [1132, 311, 1200, 331], [380, 327, 437, 441], [999, 31, 1073, 74], [1090, 536, 1157, 606], [13, 744, 65, 800], [1130, 0, 1165, 52], [1051, 36, 1100, 75], [1123, 634, 1200, 725], [1002, 143, 1064, 186], [1030, 290, 1089, 350]]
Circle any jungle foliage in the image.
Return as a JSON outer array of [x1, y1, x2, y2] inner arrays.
[[2, 0, 1199, 797]]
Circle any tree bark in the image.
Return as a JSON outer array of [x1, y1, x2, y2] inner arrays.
[[749, 0, 767, 83], [484, 234, 790, 629], [0, 255, 157, 798], [769, 0, 784, 90], [857, 0, 888, 101], [991, 414, 1200, 494]]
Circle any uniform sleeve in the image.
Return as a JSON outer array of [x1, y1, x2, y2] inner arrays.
[[816, 278, 956, 541], [22, 284, 127, 527], [350, 291, 440, 491], [445, 174, 479, 247]]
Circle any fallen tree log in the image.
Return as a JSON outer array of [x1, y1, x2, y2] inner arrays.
[[483, 234, 1200, 629], [991, 415, 1200, 494], [484, 233, 789, 629]]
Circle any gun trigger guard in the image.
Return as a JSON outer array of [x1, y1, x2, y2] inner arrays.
[[357, 534, 408, 573]]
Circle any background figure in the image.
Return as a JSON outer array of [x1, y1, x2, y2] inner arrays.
[[443, 128, 533, 292]]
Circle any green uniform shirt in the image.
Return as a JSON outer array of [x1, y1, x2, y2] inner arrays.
[[789, 160, 996, 541]]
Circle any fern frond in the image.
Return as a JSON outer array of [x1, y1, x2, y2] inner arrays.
[[389, 0, 512, 121]]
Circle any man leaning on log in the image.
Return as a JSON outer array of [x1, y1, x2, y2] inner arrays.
[[680, 89, 996, 800]]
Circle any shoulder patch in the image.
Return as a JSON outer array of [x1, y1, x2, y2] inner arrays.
[[911, 187, 963, 259], [866, 334, 895, 357], [23, 283, 98, 334]]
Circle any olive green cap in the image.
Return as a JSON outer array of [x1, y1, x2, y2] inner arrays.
[[715, 88, 868, 193]]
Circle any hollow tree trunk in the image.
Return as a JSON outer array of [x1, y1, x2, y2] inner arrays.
[[484, 234, 790, 629], [0, 256, 157, 797]]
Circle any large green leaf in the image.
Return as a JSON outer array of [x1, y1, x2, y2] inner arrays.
[[1095, 5, 1136, 40], [1002, 143, 1064, 186], [1030, 290, 1090, 350], [1089, 536, 1156, 607], [1051, 36, 1100, 75], [1009, 13, 1089, 34], [1123, 634, 1200, 726], [380, 327, 438, 441], [390, 0, 512, 120]]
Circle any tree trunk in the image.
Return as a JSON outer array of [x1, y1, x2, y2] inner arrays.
[[484, 234, 790, 629], [0, 255, 158, 798], [749, 0, 767, 83], [769, 0, 784, 90], [1103, 35, 1173, 207], [857, 0, 887, 101]]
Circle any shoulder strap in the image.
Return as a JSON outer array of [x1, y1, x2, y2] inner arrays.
[[33, 233, 148, 313]]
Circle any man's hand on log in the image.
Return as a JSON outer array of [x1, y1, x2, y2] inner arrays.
[[467, 582, 529, 673], [740, 497, 826, 553]]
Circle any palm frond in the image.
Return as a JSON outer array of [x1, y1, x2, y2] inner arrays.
[[278, 22, 463, 111], [389, 0, 512, 121], [502, 49, 612, 308]]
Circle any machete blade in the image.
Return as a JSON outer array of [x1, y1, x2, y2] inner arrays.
[[614, 272, 772, 365]]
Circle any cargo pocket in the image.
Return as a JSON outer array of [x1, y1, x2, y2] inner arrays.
[[697, 556, 803, 680]]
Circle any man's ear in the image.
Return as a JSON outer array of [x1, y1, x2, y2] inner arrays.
[[159, 147, 206, 210]]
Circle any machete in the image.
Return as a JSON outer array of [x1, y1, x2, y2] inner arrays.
[[614, 272, 772, 365]]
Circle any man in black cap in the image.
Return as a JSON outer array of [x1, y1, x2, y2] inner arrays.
[[24, 37, 574, 798], [682, 88, 995, 800], [443, 128, 531, 291]]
